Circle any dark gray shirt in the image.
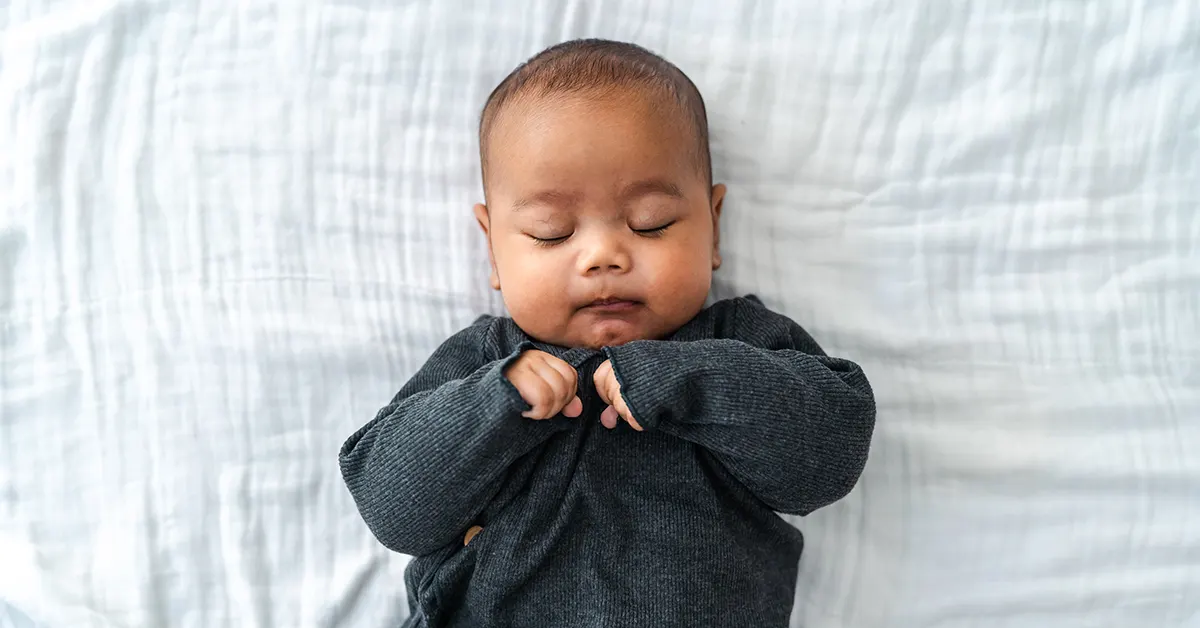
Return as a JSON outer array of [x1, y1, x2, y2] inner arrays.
[[340, 296, 876, 627]]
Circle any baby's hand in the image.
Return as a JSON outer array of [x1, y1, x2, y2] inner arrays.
[[593, 360, 643, 431], [504, 350, 584, 420]]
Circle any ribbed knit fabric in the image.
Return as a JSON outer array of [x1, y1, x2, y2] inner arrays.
[[339, 296, 876, 627]]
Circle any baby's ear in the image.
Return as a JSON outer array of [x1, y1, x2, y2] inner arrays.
[[473, 203, 491, 236], [473, 204, 501, 290], [709, 184, 726, 270]]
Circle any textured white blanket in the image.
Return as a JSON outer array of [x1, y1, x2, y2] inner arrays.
[[2, 1, 1198, 626]]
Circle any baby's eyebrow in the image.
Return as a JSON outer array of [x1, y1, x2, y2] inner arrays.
[[619, 178, 684, 203], [512, 190, 580, 212], [510, 178, 684, 212]]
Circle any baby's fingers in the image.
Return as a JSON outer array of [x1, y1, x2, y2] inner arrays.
[[592, 360, 615, 405], [604, 396, 642, 431], [615, 395, 643, 431], [527, 371, 582, 420], [600, 405, 620, 429], [539, 355, 581, 417], [519, 377, 557, 419], [523, 358, 569, 419], [543, 356, 580, 395]]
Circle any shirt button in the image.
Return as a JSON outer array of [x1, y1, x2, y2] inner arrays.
[[464, 525, 483, 546]]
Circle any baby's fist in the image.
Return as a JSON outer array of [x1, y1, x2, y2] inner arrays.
[[592, 359, 643, 431], [504, 350, 583, 420]]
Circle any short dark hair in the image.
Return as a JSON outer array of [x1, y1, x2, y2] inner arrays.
[[479, 39, 711, 194]]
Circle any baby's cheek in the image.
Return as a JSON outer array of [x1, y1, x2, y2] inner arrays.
[[502, 264, 573, 333], [500, 249, 559, 290], [657, 242, 710, 283], [645, 245, 711, 311]]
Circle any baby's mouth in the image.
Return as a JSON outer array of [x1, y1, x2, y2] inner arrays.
[[581, 297, 642, 313]]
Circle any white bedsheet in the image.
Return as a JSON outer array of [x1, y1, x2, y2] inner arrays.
[[2, 1, 1198, 626]]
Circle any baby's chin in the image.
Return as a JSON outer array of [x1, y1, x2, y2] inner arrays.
[[527, 321, 650, 350], [571, 320, 656, 350], [516, 309, 677, 349], [577, 335, 636, 350]]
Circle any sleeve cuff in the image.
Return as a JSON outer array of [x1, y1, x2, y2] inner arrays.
[[602, 342, 665, 431], [494, 340, 538, 414]]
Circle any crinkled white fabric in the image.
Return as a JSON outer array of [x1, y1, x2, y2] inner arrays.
[[2, 1, 1198, 626]]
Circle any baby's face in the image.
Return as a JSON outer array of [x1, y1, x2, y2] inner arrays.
[[476, 90, 724, 349]]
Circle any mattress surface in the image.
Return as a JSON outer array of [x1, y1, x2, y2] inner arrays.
[[2, 1, 1198, 626]]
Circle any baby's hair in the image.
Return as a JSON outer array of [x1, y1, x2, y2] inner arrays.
[[479, 39, 711, 194]]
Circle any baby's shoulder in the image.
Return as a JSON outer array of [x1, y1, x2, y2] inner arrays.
[[702, 294, 780, 332], [456, 314, 530, 361], [699, 295, 825, 355], [708, 294, 765, 313]]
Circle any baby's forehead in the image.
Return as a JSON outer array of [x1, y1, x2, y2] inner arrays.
[[500, 85, 689, 131], [485, 87, 705, 177]]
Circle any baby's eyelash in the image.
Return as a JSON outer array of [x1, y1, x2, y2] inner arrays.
[[529, 234, 570, 248], [633, 221, 676, 236], [527, 222, 675, 246]]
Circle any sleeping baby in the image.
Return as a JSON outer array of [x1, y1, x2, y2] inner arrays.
[[339, 39, 876, 627]]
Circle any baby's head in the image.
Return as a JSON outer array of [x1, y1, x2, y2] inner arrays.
[[474, 39, 725, 349]]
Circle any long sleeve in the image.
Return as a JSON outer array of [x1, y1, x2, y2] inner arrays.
[[602, 298, 876, 515], [339, 318, 567, 556]]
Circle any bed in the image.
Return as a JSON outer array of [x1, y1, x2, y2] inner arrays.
[[2, 1, 1198, 626]]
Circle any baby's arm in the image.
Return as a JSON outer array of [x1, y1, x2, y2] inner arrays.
[[601, 298, 876, 515], [339, 319, 571, 556]]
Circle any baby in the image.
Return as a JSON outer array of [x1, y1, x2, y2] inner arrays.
[[340, 39, 876, 627]]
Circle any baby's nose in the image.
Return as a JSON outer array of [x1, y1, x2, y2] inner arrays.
[[577, 234, 632, 275], [580, 250, 631, 275], [587, 261, 625, 273]]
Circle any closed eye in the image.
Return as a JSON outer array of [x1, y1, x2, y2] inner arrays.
[[528, 233, 571, 247], [632, 221, 675, 237]]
